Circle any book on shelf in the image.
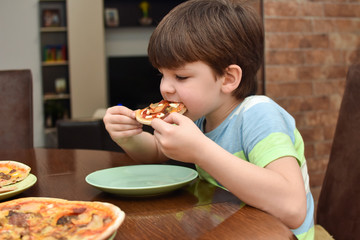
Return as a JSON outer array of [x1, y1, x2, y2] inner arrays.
[[43, 45, 67, 62]]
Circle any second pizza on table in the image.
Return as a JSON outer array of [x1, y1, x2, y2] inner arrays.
[[0, 160, 31, 193]]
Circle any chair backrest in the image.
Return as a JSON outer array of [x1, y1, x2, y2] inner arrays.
[[57, 118, 123, 152], [0, 69, 33, 149], [316, 64, 360, 239]]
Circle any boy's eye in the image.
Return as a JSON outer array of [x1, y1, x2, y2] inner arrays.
[[175, 75, 188, 80]]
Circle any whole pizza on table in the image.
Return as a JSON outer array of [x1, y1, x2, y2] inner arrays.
[[0, 161, 31, 193], [0, 197, 125, 240], [135, 100, 187, 125], [0, 161, 126, 239]]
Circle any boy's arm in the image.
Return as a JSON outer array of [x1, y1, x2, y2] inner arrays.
[[195, 140, 307, 229], [152, 113, 307, 229], [116, 131, 169, 164], [103, 105, 168, 163]]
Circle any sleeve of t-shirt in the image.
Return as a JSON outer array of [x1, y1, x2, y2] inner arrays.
[[241, 101, 300, 167]]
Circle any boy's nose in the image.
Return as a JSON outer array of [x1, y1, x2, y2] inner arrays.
[[160, 78, 175, 95]]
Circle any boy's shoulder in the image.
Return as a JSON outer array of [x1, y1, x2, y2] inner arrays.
[[230, 95, 295, 130], [231, 95, 273, 117]]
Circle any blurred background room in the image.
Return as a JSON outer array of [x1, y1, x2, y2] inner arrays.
[[1, 0, 359, 213]]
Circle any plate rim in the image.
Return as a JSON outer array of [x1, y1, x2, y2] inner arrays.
[[85, 164, 198, 190]]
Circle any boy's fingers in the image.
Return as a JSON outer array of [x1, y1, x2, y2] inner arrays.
[[151, 118, 165, 130]]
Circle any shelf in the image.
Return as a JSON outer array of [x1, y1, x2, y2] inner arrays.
[[41, 26, 67, 32], [40, 0, 65, 2], [40, 0, 71, 129], [44, 127, 57, 134], [42, 61, 68, 66], [104, 0, 185, 28], [44, 93, 70, 101]]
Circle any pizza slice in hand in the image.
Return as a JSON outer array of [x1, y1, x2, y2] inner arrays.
[[135, 100, 187, 125]]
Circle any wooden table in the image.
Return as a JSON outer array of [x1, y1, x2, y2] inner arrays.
[[0, 148, 296, 239]]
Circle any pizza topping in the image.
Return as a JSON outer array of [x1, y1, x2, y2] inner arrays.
[[150, 103, 166, 113], [141, 103, 169, 119], [7, 210, 28, 227], [0, 172, 11, 180], [56, 215, 71, 225], [73, 207, 87, 214], [56, 207, 87, 225], [169, 103, 179, 108], [87, 214, 104, 230], [157, 113, 165, 118], [140, 100, 185, 120]]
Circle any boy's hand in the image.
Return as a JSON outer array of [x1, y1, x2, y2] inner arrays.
[[103, 105, 143, 143], [151, 112, 207, 163]]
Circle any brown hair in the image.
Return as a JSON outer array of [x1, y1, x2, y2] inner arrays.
[[148, 0, 264, 99]]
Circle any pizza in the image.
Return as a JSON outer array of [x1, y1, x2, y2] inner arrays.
[[0, 161, 31, 191], [135, 100, 187, 125], [0, 197, 125, 240]]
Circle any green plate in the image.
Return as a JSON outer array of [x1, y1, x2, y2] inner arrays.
[[86, 164, 198, 197], [0, 174, 37, 201]]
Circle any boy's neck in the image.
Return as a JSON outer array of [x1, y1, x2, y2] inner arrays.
[[204, 98, 243, 133]]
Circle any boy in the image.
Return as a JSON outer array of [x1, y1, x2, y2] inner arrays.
[[103, 0, 314, 239]]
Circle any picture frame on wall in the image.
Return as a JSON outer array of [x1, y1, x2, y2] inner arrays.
[[42, 9, 61, 27], [105, 8, 119, 27]]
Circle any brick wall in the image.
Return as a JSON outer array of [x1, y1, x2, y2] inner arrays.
[[263, 0, 360, 210]]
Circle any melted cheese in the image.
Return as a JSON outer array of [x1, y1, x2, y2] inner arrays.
[[156, 113, 165, 118], [169, 103, 179, 108]]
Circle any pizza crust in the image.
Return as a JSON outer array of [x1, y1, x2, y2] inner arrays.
[[135, 109, 153, 125], [95, 201, 125, 240]]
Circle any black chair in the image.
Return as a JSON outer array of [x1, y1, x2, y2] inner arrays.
[[315, 64, 360, 239], [0, 69, 33, 149], [57, 118, 123, 152], [57, 117, 196, 169]]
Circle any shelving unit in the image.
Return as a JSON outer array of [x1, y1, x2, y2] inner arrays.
[[39, 1, 186, 127], [103, 0, 186, 110], [40, 26, 67, 32], [103, 0, 185, 28], [39, 0, 70, 128]]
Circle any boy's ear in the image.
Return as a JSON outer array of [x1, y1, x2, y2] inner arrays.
[[221, 64, 242, 94]]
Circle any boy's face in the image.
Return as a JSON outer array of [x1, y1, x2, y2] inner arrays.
[[159, 61, 225, 121]]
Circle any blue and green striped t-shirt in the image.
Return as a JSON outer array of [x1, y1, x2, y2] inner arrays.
[[194, 95, 314, 240]]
